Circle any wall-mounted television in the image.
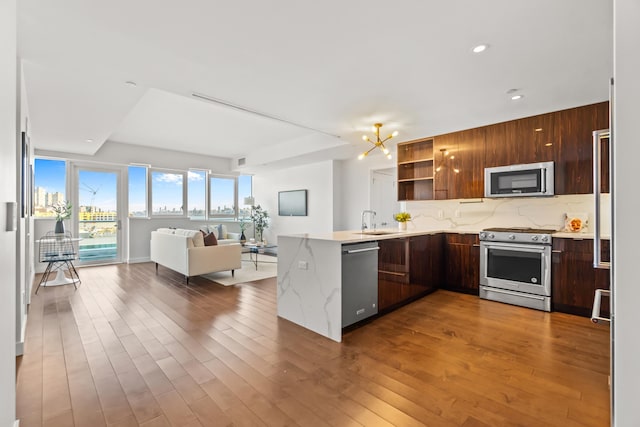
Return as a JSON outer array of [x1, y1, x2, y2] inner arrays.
[[278, 189, 307, 216]]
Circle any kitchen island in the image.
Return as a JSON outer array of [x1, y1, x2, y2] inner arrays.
[[277, 229, 443, 342]]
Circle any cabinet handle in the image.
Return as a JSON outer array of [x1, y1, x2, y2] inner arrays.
[[591, 289, 611, 324], [378, 270, 407, 276], [345, 247, 380, 254], [472, 244, 480, 247], [593, 126, 611, 270], [551, 250, 562, 254]]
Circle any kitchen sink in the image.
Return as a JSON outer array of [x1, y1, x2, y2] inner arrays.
[[355, 230, 399, 236]]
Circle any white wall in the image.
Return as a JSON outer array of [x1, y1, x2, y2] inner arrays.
[[613, 0, 640, 424], [338, 154, 397, 230], [16, 61, 31, 356], [0, 0, 17, 425], [253, 160, 336, 244]]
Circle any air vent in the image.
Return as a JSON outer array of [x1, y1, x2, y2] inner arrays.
[[238, 157, 246, 166]]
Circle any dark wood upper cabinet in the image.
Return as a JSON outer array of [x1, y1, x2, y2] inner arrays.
[[434, 128, 486, 199], [555, 103, 609, 194], [397, 138, 434, 201], [485, 113, 557, 167], [397, 101, 609, 200]]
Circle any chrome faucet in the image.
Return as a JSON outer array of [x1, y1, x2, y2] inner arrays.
[[361, 210, 377, 231]]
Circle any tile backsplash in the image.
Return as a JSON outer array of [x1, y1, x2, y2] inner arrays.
[[403, 194, 610, 234]]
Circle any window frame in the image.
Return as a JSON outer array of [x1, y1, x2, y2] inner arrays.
[[128, 165, 149, 218], [208, 174, 238, 219], [148, 168, 188, 218], [187, 168, 208, 220]]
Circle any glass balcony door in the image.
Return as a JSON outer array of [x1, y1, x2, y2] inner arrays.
[[71, 164, 124, 265]]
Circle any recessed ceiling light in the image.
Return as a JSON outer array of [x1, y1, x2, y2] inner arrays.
[[472, 44, 488, 53], [511, 94, 524, 100], [86, 139, 93, 143], [125, 81, 137, 87]]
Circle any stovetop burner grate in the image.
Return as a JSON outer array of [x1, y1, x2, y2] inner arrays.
[[483, 227, 557, 234]]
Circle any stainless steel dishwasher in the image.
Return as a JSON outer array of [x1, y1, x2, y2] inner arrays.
[[342, 241, 379, 327]]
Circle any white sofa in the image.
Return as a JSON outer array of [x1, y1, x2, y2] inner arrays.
[[150, 228, 241, 284]]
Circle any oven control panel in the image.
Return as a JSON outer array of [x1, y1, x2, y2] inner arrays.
[[479, 230, 553, 245]]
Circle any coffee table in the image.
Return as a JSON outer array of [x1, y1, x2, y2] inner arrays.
[[241, 244, 277, 270]]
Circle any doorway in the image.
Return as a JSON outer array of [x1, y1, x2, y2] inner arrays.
[[370, 167, 400, 228], [71, 164, 125, 265]]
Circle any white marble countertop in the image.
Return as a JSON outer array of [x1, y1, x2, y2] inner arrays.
[[552, 231, 610, 239], [280, 228, 610, 243], [281, 227, 492, 244]]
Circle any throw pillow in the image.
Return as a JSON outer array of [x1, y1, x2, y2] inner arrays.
[[217, 224, 224, 239], [202, 231, 218, 246]]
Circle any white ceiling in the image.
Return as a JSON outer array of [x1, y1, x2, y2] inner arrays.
[[18, 1, 613, 170]]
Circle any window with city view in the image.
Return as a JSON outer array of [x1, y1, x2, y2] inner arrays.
[[209, 176, 236, 217], [128, 166, 147, 217], [33, 158, 67, 218], [188, 170, 206, 220], [151, 170, 185, 216]]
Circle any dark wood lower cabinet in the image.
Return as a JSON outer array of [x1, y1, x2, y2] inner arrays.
[[376, 234, 608, 318], [378, 235, 443, 312], [378, 238, 410, 311], [409, 234, 444, 293], [443, 233, 480, 294], [551, 238, 611, 317]]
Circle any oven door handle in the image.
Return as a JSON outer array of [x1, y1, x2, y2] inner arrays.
[[480, 286, 547, 301], [480, 242, 548, 253]]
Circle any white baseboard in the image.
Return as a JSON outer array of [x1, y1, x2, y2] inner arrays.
[[16, 317, 26, 356], [128, 257, 151, 264]]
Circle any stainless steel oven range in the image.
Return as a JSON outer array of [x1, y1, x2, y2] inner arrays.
[[479, 227, 555, 312]]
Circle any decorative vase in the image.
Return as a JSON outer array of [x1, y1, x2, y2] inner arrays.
[[240, 231, 246, 243], [398, 221, 407, 231], [55, 219, 65, 234]]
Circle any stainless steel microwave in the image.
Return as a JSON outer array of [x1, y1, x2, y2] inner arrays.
[[484, 161, 554, 198]]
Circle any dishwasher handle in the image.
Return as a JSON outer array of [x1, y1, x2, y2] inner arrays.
[[344, 246, 380, 254]]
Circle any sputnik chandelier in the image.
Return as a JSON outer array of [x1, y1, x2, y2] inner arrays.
[[358, 123, 398, 160]]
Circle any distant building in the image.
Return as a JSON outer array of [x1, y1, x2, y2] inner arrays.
[[34, 188, 67, 217]]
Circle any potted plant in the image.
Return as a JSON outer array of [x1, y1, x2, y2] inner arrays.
[[239, 218, 251, 243], [250, 205, 270, 244], [51, 200, 72, 234], [393, 212, 411, 231]]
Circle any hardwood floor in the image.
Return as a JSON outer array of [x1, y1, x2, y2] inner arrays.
[[17, 263, 610, 426]]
